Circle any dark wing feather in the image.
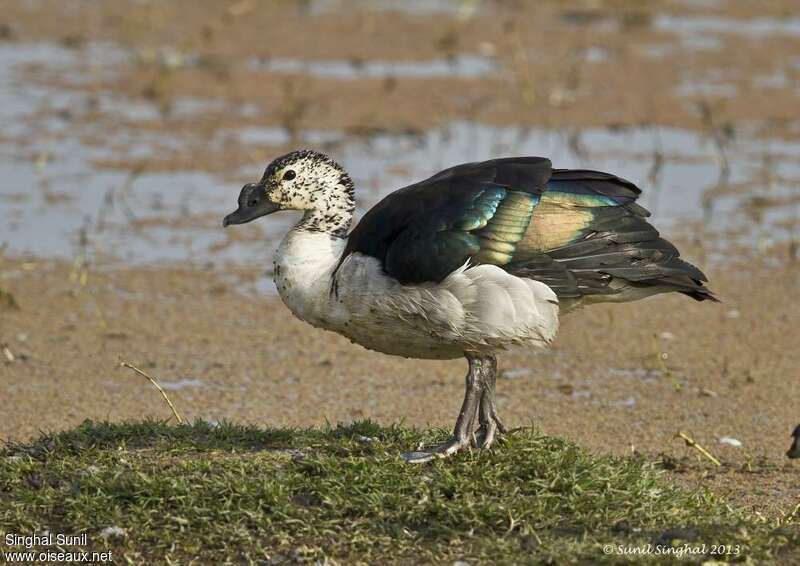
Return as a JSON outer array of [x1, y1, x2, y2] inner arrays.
[[506, 169, 716, 302], [342, 157, 552, 284], [343, 160, 716, 303]]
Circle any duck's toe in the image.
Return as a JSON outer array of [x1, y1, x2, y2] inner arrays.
[[474, 383, 507, 449], [474, 423, 498, 450], [474, 413, 507, 450], [401, 437, 473, 464]]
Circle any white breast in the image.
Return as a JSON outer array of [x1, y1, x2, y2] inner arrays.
[[273, 229, 560, 360], [273, 229, 347, 328]]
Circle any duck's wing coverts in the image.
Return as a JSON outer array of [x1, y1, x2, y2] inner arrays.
[[342, 157, 552, 284], [344, 159, 716, 303]]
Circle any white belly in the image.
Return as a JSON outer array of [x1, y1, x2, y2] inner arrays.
[[274, 230, 561, 360], [332, 254, 560, 359]]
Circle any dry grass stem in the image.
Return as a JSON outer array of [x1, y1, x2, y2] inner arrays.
[[120, 361, 185, 424], [677, 431, 721, 467]]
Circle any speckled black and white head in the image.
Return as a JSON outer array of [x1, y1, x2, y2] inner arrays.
[[223, 149, 355, 237]]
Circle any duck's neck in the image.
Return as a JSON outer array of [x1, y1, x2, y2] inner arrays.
[[295, 178, 355, 237], [273, 176, 355, 325], [296, 208, 352, 237], [273, 224, 348, 328]]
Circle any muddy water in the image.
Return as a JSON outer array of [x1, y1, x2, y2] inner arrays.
[[247, 54, 498, 79], [1, 42, 798, 274], [654, 14, 800, 38]]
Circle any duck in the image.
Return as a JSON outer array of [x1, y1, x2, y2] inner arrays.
[[223, 149, 716, 463]]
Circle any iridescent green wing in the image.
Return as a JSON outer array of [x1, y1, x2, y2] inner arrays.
[[507, 170, 713, 301], [344, 163, 713, 301], [343, 157, 551, 284]]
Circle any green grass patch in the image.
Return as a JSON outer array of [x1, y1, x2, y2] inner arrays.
[[1, 420, 797, 564]]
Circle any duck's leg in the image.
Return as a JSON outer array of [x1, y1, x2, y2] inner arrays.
[[474, 355, 507, 449], [402, 354, 486, 464]]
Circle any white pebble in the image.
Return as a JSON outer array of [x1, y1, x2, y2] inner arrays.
[[99, 526, 127, 539]]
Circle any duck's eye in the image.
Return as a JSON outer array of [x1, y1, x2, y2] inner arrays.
[[283, 170, 296, 181]]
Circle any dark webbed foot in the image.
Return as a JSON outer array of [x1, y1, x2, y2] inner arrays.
[[403, 354, 506, 464]]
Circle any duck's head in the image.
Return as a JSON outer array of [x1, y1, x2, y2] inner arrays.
[[223, 149, 354, 229]]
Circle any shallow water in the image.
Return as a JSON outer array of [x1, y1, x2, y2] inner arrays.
[[247, 54, 498, 79], [307, 0, 475, 16], [655, 14, 800, 38], [1, 42, 798, 278]]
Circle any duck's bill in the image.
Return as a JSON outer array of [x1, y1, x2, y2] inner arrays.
[[223, 183, 280, 227], [222, 201, 279, 226]]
